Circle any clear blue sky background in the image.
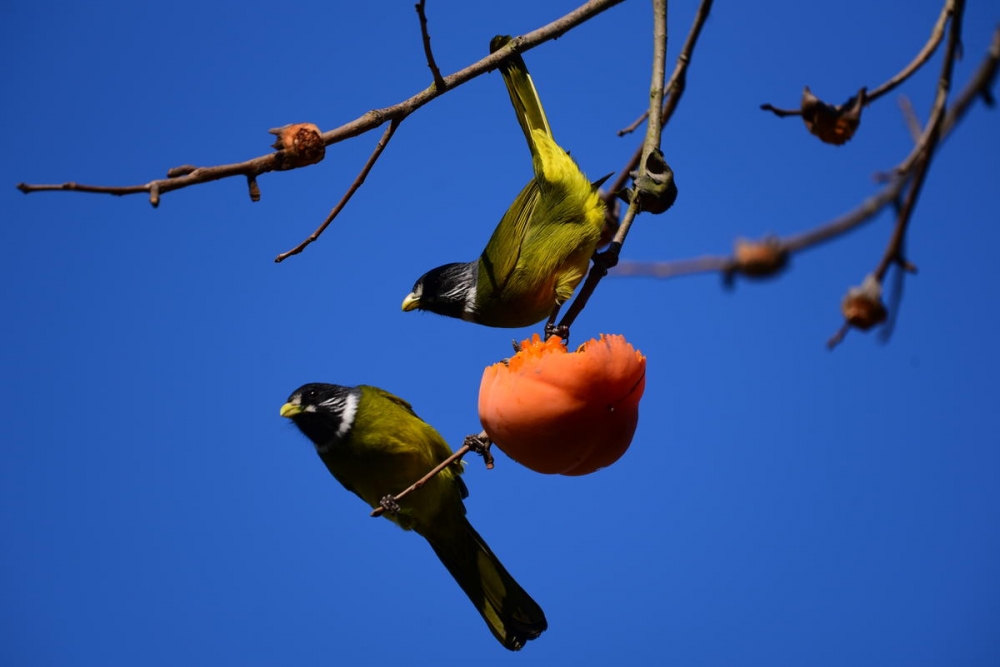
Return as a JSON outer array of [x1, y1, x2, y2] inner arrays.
[[3, 1, 998, 665]]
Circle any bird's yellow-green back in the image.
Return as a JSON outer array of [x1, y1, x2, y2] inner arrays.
[[319, 385, 461, 531], [474, 36, 605, 327]]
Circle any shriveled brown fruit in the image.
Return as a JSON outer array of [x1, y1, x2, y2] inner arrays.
[[800, 87, 867, 145], [269, 122, 325, 169], [734, 237, 789, 279], [841, 274, 888, 330]]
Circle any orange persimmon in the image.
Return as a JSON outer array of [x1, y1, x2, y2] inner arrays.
[[478, 334, 646, 476]]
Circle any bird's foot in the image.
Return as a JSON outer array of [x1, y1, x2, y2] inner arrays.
[[378, 494, 401, 515], [544, 322, 570, 342], [464, 433, 495, 470], [591, 245, 621, 273]]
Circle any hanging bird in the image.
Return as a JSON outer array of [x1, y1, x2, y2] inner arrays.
[[279, 382, 547, 650], [402, 35, 607, 328]]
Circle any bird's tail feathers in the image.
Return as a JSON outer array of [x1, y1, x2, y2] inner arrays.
[[421, 514, 547, 651], [490, 35, 552, 154]]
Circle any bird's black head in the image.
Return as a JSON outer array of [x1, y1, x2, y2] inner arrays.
[[401, 262, 477, 321], [280, 383, 360, 450]]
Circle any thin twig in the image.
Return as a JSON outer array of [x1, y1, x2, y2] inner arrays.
[[898, 96, 924, 142], [618, 112, 649, 137], [17, 0, 626, 206], [780, 177, 907, 253], [878, 247, 909, 343], [758, 103, 803, 118], [887, 0, 963, 178], [558, 200, 640, 331], [617, 0, 713, 137], [613, 254, 734, 278], [275, 119, 402, 262], [873, 0, 963, 283], [866, 0, 955, 102], [17, 154, 286, 207], [761, 0, 955, 117], [644, 2, 669, 154], [605, 0, 710, 206], [415, 0, 447, 91], [941, 25, 1000, 135]]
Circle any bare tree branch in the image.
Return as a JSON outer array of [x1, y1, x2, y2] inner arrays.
[[275, 120, 402, 263], [616, 0, 713, 138], [603, 0, 711, 227], [17, 0, 625, 207], [866, 0, 956, 103], [557, 0, 671, 336], [615, 23, 998, 290], [829, 2, 966, 348]]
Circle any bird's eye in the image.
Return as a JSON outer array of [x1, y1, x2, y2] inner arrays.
[[304, 388, 318, 402]]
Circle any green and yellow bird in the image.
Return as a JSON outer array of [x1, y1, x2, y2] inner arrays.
[[280, 382, 547, 650], [401, 35, 607, 328]]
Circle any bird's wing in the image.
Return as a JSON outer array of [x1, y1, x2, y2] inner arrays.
[[478, 179, 540, 296], [362, 385, 456, 468]]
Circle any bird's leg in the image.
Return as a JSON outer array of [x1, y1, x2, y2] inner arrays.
[[592, 242, 622, 274], [378, 494, 401, 515], [546, 244, 622, 338], [464, 433, 495, 470], [544, 305, 569, 342]]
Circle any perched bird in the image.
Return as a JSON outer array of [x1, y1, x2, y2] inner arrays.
[[402, 35, 607, 328], [280, 382, 547, 650]]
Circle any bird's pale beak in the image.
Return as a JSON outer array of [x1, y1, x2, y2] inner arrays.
[[401, 293, 421, 312], [279, 402, 302, 418]]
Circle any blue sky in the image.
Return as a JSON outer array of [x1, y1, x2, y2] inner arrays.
[[2, 1, 998, 665]]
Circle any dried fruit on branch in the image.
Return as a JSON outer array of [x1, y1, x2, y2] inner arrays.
[[800, 87, 866, 145], [841, 274, 888, 330], [734, 237, 789, 279], [270, 122, 326, 169]]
